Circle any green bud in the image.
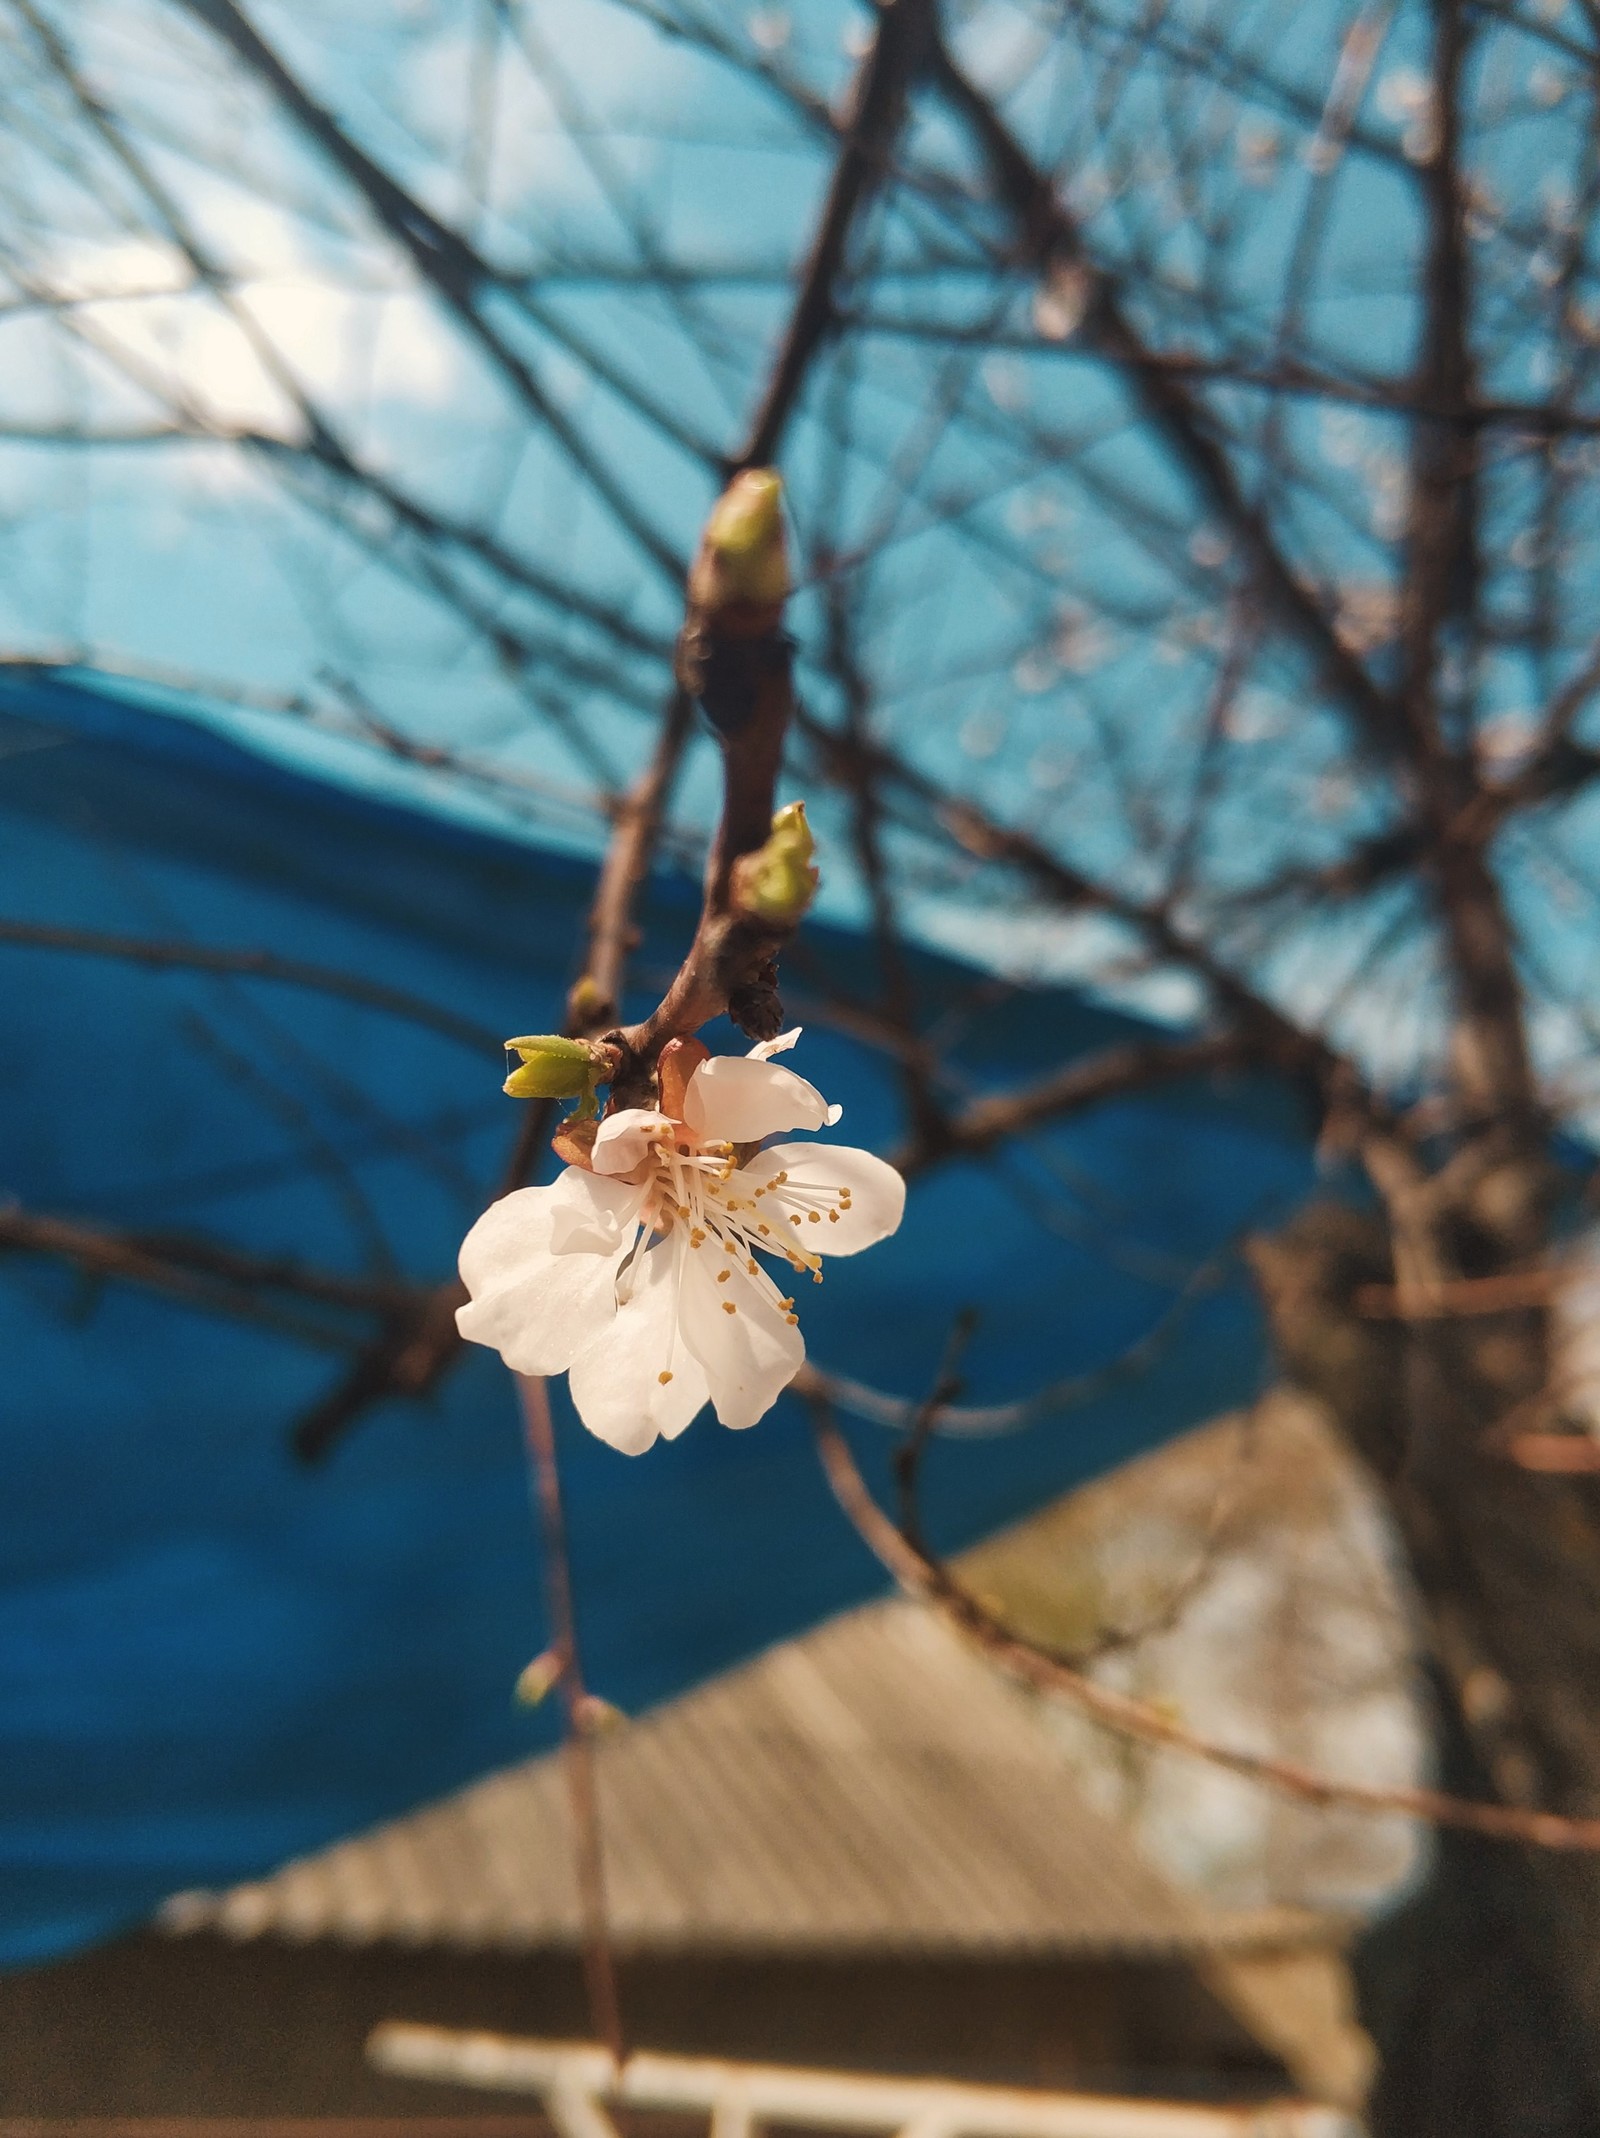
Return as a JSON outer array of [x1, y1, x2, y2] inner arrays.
[[731, 799, 819, 924], [503, 1033, 595, 1100], [514, 1649, 563, 1707], [689, 468, 791, 610], [566, 973, 610, 1030], [577, 1693, 628, 1735]]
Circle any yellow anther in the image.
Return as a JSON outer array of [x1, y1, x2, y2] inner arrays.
[[725, 1239, 739, 1254], [828, 1209, 840, 1223], [717, 1268, 730, 1284], [658, 1370, 674, 1385], [758, 1223, 771, 1235], [812, 1271, 823, 1284], [808, 1211, 821, 1224], [789, 1214, 802, 1226], [746, 1259, 758, 1275], [722, 1300, 738, 1315], [785, 1314, 799, 1326]]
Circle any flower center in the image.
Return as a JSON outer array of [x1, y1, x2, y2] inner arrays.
[[623, 1130, 856, 1386]]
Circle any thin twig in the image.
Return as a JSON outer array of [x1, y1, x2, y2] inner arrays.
[[810, 1399, 1600, 1851], [0, 919, 502, 1054], [733, 0, 933, 471], [518, 1375, 625, 2067]]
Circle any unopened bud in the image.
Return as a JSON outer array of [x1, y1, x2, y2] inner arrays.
[[576, 1693, 628, 1735], [731, 800, 819, 924], [514, 1648, 564, 1707], [689, 468, 790, 611], [503, 1033, 596, 1100], [566, 973, 611, 1031]]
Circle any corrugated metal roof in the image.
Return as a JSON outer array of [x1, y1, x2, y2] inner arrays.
[[159, 1596, 1311, 1960]]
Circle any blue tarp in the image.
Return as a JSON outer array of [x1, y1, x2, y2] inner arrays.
[[0, 667, 1318, 1968]]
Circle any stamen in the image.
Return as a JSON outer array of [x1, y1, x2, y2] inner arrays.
[[722, 1300, 737, 1315], [717, 1269, 730, 1284], [658, 1370, 673, 1385]]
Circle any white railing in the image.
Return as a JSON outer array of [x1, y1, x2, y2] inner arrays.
[[367, 2024, 1358, 2138]]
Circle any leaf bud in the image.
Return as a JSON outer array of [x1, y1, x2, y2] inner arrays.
[[503, 1033, 597, 1100], [688, 468, 791, 611], [514, 1648, 564, 1707], [731, 799, 819, 925]]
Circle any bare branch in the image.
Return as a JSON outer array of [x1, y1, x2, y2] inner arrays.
[[810, 1400, 1600, 1852], [734, 0, 933, 471], [895, 1033, 1264, 1175], [0, 916, 502, 1054]]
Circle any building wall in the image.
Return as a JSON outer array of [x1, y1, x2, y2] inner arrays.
[[0, 1934, 1288, 2113]]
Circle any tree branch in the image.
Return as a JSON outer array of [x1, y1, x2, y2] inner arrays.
[[927, 31, 1410, 763], [733, 0, 933, 471], [0, 916, 502, 1055], [894, 1033, 1265, 1175], [811, 1399, 1600, 1852]]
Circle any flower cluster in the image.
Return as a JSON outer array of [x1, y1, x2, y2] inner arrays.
[[456, 1032, 905, 1453]]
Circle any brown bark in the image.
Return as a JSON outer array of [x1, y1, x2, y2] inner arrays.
[[1253, 1205, 1600, 2133]]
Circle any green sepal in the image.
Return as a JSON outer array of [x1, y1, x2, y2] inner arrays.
[[503, 1033, 596, 1100]]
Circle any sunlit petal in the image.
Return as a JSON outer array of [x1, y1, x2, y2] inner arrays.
[[567, 1238, 710, 1451], [746, 1027, 801, 1060], [682, 1054, 835, 1143], [592, 1107, 674, 1175], [677, 1235, 804, 1429], [740, 1142, 906, 1256], [457, 1185, 623, 1375], [549, 1168, 648, 1253]]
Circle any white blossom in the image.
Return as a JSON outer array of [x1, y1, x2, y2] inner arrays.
[[456, 1032, 905, 1454]]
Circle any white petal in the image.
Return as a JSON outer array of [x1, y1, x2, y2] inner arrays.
[[746, 1027, 801, 1060], [549, 1168, 647, 1254], [567, 1238, 710, 1452], [456, 1183, 621, 1375], [592, 1108, 673, 1175], [677, 1235, 804, 1431], [681, 1055, 834, 1144], [739, 1142, 906, 1256]]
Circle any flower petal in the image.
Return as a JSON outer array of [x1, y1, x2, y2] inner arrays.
[[567, 1238, 710, 1452], [592, 1108, 674, 1176], [549, 1168, 647, 1254], [677, 1233, 804, 1430], [457, 1183, 621, 1375], [681, 1055, 835, 1144], [746, 1027, 801, 1060], [739, 1142, 906, 1256]]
